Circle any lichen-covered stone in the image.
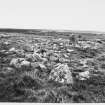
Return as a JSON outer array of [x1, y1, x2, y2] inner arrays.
[[10, 58, 30, 69], [49, 63, 73, 84]]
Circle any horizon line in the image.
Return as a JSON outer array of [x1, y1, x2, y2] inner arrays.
[[0, 27, 105, 34]]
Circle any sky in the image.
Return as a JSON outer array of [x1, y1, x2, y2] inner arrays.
[[0, 0, 105, 32]]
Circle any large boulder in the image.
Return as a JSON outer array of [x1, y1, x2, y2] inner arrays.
[[49, 63, 73, 84]]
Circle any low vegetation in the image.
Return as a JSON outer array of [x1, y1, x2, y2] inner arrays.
[[0, 30, 105, 103]]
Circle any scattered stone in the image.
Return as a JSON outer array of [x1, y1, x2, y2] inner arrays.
[[67, 49, 74, 53], [2, 67, 15, 74], [25, 53, 33, 61], [38, 63, 47, 69], [10, 58, 30, 69], [22, 44, 34, 52], [21, 60, 31, 67], [9, 47, 16, 52], [10, 58, 22, 68], [77, 71, 90, 80], [31, 62, 39, 68], [15, 49, 25, 57], [49, 55, 59, 62], [32, 53, 43, 62], [4, 41, 10, 45], [59, 58, 70, 63]]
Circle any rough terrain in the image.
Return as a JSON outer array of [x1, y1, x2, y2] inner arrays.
[[0, 29, 105, 103]]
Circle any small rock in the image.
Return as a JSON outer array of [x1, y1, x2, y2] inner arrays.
[[21, 60, 31, 66], [22, 44, 34, 52], [25, 53, 33, 61], [41, 57, 48, 62], [2, 67, 15, 74], [67, 49, 74, 53], [59, 58, 69, 63], [32, 53, 43, 62], [15, 49, 25, 57], [9, 47, 16, 52], [39, 63, 46, 69], [78, 71, 90, 80], [4, 41, 10, 45], [31, 62, 39, 68], [49, 55, 59, 62]]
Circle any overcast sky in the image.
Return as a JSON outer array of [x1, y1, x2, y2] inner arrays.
[[0, 0, 105, 32]]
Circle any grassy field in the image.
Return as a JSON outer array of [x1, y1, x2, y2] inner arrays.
[[0, 29, 105, 103]]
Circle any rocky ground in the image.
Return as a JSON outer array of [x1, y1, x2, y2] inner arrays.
[[0, 30, 105, 102]]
